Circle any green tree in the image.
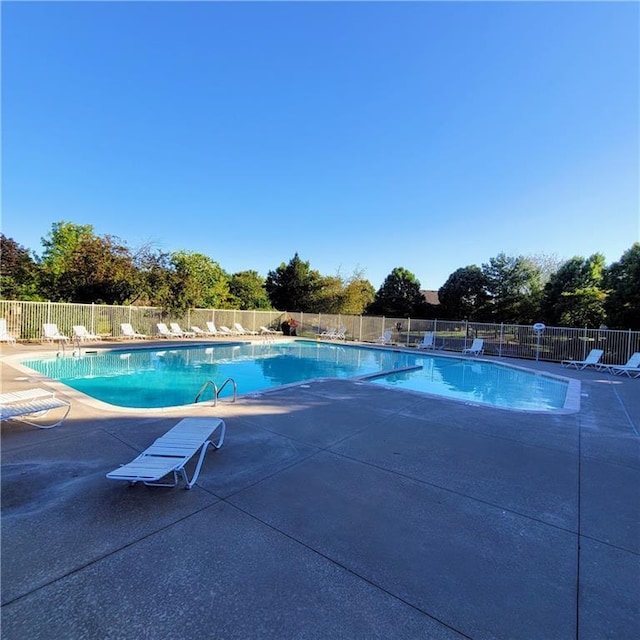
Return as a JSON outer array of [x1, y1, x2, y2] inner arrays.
[[366, 267, 424, 317], [482, 253, 543, 323], [265, 253, 322, 312], [229, 270, 272, 310], [340, 271, 376, 315], [170, 251, 232, 312], [38, 222, 138, 303], [604, 243, 640, 330], [438, 265, 489, 320], [64, 234, 139, 304], [542, 254, 606, 326], [132, 247, 176, 308], [314, 274, 346, 314], [557, 288, 607, 327], [39, 221, 95, 300], [0, 234, 42, 300]]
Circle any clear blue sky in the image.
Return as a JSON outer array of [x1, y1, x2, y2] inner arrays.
[[2, 0, 638, 291]]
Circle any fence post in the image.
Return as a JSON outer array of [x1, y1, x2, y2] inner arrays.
[[359, 315, 363, 342], [407, 317, 411, 346], [499, 322, 504, 358]]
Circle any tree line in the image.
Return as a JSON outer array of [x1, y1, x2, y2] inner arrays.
[[1, 221, 638, 329]]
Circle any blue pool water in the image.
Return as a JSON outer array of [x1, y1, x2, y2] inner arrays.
[[21, 340, 570, 411]]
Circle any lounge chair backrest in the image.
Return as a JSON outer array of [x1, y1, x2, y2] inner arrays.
[[421, 332, 434, 346], [626, 352, 640, 367], [0, 318, 17, 342], [43, 323, 60, 338], [585, 349, 604, 363], [206, 322, 217, 334], [73, 325, 88, 338], [157, 323, 170, 334]]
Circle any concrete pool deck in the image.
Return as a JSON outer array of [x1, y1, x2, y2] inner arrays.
[[1, 339, 639, 639]]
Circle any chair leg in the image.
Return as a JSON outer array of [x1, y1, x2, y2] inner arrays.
[[182, 441, 215, 489]]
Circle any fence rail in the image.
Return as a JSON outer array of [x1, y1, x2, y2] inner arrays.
[[1, 300, 638, 366]]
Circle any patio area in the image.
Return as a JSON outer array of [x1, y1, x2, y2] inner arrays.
[[1, 340, 639, 639]]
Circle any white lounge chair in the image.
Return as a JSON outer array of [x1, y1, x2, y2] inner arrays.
[[43, 323, 69, 343], [260, 325, 282, 335], [603, 352, 640, 378], [319, 327, 337, 339], [462, 338, 484, 356], [561, 348, 604, 370], [416, 332, 436, 350], [206, 321, 221, 336], [191, 325, 216, 337], [0, 319, 17, 344], [121, 323, 147, 339], [377, 330, 392, 345], [157, 322, 183, 338], [73, 325, 102, 342], [0, 388, 71, 429], [106, 417, 226, 489], [234, 323, 257, 335], [218, 326, 237, 336], [334, 325, 347, 340], [170, 322, 196, 338]]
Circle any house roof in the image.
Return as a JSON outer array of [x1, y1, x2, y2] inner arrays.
[[421, 290, 440, 306]]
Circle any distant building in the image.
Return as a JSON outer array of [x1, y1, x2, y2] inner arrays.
[[421, 290, 440, 306]]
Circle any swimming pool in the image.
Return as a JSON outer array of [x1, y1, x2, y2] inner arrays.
[[19, 340, 574, 412]]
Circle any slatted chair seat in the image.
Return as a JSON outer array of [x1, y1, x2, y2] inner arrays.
[[106, 417, 226, 489], [0, 388, 71, 428]]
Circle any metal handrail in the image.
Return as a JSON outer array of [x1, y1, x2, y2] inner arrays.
[[194, 378, 237, 405], [217, 378, 237, 403], [194, 380, 219, 405]]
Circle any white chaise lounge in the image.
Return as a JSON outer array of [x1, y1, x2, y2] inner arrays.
[[561, 349, 603, 370], [0, 319, 17, 344], [416, 332, 436, 350], [43, 323, 69, 343], [121, 323, 147, 339], [106, 417, 226, 489], [260, 325, 282, 335], [191, 325, 216, 337], [73, 325, 102, 342], [157, 322, 183, 338], [603, 352, 640, 378], [206, 322, 221, 336], [234, 323, 257, 335], [170, 322, 196, 337], [0, 388, 71, 429], [462, 338, 484, 356]]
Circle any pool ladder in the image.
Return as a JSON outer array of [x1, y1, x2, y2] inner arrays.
[[194, 378, 237, 406]]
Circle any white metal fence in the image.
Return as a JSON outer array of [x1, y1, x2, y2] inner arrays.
[[1, 300, 639, 366]]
